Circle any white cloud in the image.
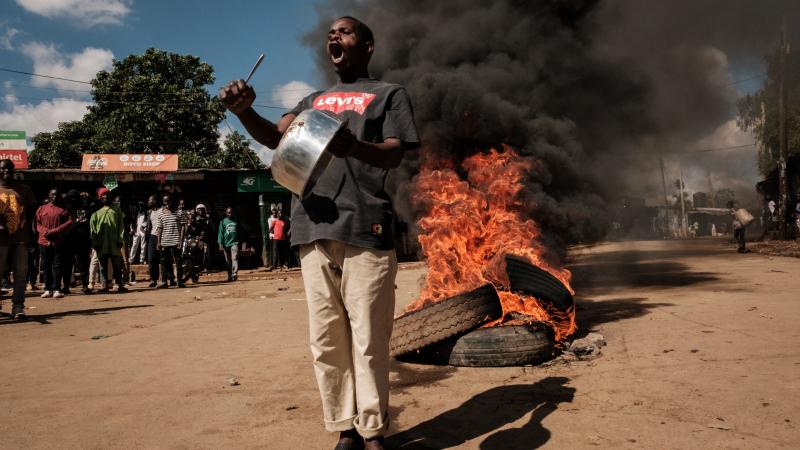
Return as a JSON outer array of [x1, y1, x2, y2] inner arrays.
[[271, 81, 315, 109], [0, 96, 91, 137], [15, 0, 131, 27], [0, 23, 20, 50], [21, 42, 113, 89]]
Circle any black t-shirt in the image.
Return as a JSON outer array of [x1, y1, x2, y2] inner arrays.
[[286, 78, 419, 249]]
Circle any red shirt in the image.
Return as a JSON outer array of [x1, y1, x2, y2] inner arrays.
[[36, 203, 73, 246], [272, 219, 286, 240]]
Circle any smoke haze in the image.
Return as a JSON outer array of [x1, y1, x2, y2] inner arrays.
[[301, 0, 800, 250]]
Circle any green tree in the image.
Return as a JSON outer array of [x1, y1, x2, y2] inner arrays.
[[29, 48, 226, 168], [216, 131, 263, 169], [737, 48, 800, 176]]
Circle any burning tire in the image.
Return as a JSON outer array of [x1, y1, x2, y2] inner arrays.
[[390, 284, 502, 357], [505, 255, 574, 312], [425, 322, 555, 367]]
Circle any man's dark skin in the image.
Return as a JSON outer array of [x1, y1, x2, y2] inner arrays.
[[219, 17, 396, 450], [218, 17, 407, 170], [0, 160, 34, 237], [43, 188, 62, 239], [219, 207, 247, 252]]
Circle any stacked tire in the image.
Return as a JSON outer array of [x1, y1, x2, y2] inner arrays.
[[390, 284, 557, 367]]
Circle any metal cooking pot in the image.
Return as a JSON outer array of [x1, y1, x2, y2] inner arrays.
[[271, 109, 343, 198]]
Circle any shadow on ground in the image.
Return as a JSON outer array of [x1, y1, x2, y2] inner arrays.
[[570, 296, 674, 339], [0, 304, 153, 325], [387, 376, 574, 449], [570, 248, 724, 298]]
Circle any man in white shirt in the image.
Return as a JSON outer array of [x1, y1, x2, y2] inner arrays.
[[130, 201, 147, 264]]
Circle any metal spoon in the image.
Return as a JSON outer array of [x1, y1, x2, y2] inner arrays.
[[244, 53, 265, 85]]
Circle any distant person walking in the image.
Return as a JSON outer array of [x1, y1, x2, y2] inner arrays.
[[0, 159, 37, 319], [156, 195, 185, 288], [270, 210, 288, 270], [35, 187, 72, 298], [90, 188, 127, 293], [218, 207, 245, 281]]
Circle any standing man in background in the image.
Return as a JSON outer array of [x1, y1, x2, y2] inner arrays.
[[146, 195, 161, 287], [269, 210, 287, 270], [90, 188, 127, 293], [130, 201, 147, 265], [0, 159, 37, 319], [218, 207, 244, 282], [35, 187, 72, 299], [156, 195, 185, 288]]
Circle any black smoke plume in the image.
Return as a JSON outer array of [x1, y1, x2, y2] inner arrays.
[[301, 0, 800, 259]]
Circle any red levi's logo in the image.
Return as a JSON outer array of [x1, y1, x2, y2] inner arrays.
[[313, 92, 376, 115]]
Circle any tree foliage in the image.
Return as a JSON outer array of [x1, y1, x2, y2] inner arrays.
[[737, 48, 800, 177], [29, 48, 233, 169]]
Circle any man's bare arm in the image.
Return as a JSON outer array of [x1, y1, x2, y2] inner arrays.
[[235, 108, 295, 149], [218, 79, 294, 149]]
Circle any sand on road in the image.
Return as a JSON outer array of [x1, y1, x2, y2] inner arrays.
[[0, 238, 798, 449]]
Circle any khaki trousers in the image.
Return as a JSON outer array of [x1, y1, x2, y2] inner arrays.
[[300, 240, 397, 439]]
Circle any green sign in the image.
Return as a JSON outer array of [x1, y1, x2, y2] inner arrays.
[[0, 131, 25, 140], [103, 174, 118, 191], [237, 172, 289, 193]]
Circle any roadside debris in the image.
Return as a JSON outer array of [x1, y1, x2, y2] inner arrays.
[[285, 405, 299, 411], [227, 377, 240, 387], [91, 335, 110, 340], [567, 333, 606, 358], [705, 418, 732, 430]]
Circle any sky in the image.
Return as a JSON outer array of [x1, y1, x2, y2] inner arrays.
[[0, 0, 330, 160]]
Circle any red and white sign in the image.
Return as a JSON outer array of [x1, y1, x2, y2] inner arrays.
[[0, 150, 29, 169], [313, 92, 376, 115]]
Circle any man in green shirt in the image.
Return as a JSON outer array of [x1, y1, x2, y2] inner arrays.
[[90, 188, 127, 293], [218, 206, 246, 281]]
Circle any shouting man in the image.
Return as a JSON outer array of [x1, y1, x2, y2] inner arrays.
[[219, 16, 418, 450]]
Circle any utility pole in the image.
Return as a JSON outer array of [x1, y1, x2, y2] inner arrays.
[[678, 157, 688, 237], [660, 157, 672, 237], [778, 20, 791, 239], [706, 168, 715, 208]]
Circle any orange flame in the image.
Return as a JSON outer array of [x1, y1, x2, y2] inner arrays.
[[406, 145, 576, 342]]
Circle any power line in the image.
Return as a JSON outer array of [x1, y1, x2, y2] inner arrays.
[[0, 67, 92, 85], [691, 143, 757, 153]]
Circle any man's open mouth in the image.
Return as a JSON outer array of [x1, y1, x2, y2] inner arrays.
[[329, 43, 345, 64]]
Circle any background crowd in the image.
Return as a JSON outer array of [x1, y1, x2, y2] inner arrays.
[[0, 159, 294, 320]]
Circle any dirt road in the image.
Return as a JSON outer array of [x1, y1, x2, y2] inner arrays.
[[1, 239, 797, 449]]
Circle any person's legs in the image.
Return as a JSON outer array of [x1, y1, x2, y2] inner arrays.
[[61, 243, 75, 292], [160, 246, 171, 284], [98, 254, 111, 288], [171, 247, 183, 284], [230, 245, 238, 279], [77, 245, 91, 290], [271, 240, 280, 269], [0, 246, 8, 307], [40, 245, 54, 292], [341, 245, 397, 439], [300, 240, 358, 434], [11, 243, 29, 310], [148, 236, 160, 282], [89, 249, 101, 288], [110, 255, 124, 288], [130, 235, 141, 264], [52, 243, 68, 294], [223, 247, 233, 278]]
